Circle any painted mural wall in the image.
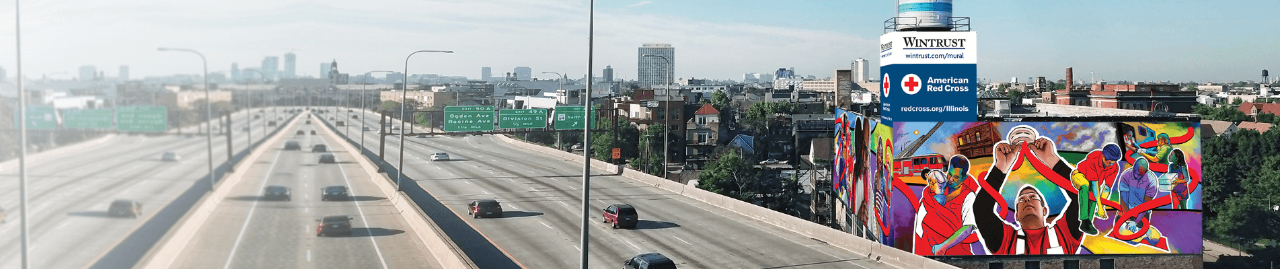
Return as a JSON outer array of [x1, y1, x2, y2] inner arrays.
[[835, 112, 1202, 256]]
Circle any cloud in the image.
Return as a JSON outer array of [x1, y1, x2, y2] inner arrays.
[[625, 1, 652, 9]]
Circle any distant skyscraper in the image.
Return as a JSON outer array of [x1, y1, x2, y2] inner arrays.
[[232, 63, 241, 81], [283, 53, 296, 78], [320, 63, 332, 80], [79, 65, 96, 81], [262, 56, 279, 79], [0, 66, 7, 82], [853, 58, 869, 83], [119, 66, 129, 81], [637, 43, 674, 88], [514, 67, 531, 81], [603, 65, 614, 82], [481, 67, 492, 81]]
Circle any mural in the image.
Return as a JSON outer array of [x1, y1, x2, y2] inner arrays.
[[836, 116, 1202, 256]]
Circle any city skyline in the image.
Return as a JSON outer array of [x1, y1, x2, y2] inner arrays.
[[0, 0, 1277, 83]]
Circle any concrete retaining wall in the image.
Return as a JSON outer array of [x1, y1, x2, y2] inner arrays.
[[493, 134, 957, 269]]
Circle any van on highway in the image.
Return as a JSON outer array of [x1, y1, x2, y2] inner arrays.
[[624, 253, 676, 269]]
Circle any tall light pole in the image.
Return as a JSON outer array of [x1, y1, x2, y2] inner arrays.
[[399, 50, 453, 190], [543, 71, 565, 150], [159, 47, 215, 192], [15, 1, 30, 267], [642, 54, 672, 179], [580, 1, 596, 267], [363, 71, 394, 151], [244, 69, 267, 151]]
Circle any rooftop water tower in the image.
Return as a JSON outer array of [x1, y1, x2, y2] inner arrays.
[[886, 0, 970, 33]]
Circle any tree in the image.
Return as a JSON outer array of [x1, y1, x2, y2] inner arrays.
[[1256, 112, 1276, 124], [711, 90, 731, 111], [1233, 97, 1244, 105], [592, 117, 640, 163], [631, 125, 666, 175], [743, 101, 794, 136], [697, 149, 758, 201], [1007, 89, 1026, 104]]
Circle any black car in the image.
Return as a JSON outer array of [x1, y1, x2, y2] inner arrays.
[[321, 186, 349, 201], [296, 130, 305, 135], [604, 204, 639, 229], [336, 121, 345, 126], [467, 199, 503, 218], [284, 141, 302, 150], [352, 115, 359, 119], [623, 253, 677, 269], [312, 144, 327, 152], [316, 215, 353, 237], [305, 120, 311, 124], [268, 121, 277, 127], [310, 130, 317, 135], [263, 186, 291, 201], [319, 153, 336, 163], [108, 199, 143, 218]]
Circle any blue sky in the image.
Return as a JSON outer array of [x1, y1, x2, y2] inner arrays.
[[1, 0, 1276, 83]]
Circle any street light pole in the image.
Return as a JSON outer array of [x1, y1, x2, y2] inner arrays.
[[245, 70, 267, 152], [580, 1, 595, 267], [399, 50, 452, 191], [159, 47, 215, 192], [642, 54, 672, 179], [15, 1, 30, 267], [543, 71, 565, 150], [363, 71, 393, 152]]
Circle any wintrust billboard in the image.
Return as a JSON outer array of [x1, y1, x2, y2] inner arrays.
[[880, 31, 977, 122]]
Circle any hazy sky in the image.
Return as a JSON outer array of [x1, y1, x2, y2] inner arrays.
[[1, 0, 1277, 83]]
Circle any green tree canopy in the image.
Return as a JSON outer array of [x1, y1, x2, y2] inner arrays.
[[696, 149, 758, 201]]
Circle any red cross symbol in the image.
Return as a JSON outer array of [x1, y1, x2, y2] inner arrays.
[[901, 74, 922, 95], [882, 73, 890, 97]]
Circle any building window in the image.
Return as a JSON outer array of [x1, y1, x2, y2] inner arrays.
[[1024, 261, 1039, 269], [1063, 260, 1079, 269], [1099, 259, 1114, 269], [988, 263, 1004, 269]]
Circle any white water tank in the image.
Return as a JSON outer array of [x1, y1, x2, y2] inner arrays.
[[896, 0, 953, 31]]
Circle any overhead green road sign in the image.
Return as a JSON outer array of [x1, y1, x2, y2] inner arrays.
[[14, 106, 56, 130], [116, 106, 168, 132], [64, 109, 114, 129], [444, 105, 495, 132], [553, 106, 596, 130], [498, 109, 548, 129]]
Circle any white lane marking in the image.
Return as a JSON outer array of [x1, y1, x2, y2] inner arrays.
[[673, 236, 691, 245], [465, 181, 473, 185], [595, 199, 606, 205], [306, 249, 311, 262], [507, 204, 518, 210], [481, 190, 491, 195], [540, 221, 553, 230], [623, 239, 642, 252], [333, 149, 392, 269], [573, 245, 581, 251], [221, 143, 288, 269]]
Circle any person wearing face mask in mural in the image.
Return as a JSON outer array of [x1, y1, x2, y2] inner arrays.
[[913, 156, 980, 255], [974, 125, 1081, 255]]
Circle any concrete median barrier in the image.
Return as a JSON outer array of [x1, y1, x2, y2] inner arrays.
[[137, 113, 304, 269], [317, 113, 479, 269]]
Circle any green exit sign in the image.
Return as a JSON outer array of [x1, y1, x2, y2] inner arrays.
[[498, 109, 548, 129], [116, 106, 168, 132], [443, 106, 495, 132], [64, 109, 114, 129], [553, 106, 596, 130]]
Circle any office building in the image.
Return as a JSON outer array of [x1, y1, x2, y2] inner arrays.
[[853, 58, 869, 83], [79, 65, 96, 81], [481, 67, 492, 81], [0, 66, 7, 82], [283, 53, 296, 78], [231, 63, 241, 81], [320, 63, 332, 80], [514, 67, 532, 81], [261, 56, 279, 79], [638, 43, 674, 89], [119, 66, 129, 81], [603, 65, 614, 82]]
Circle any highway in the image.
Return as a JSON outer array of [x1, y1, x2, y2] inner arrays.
[[334, 107, 887, 268], [168, 111, 442, 269], [0, 107, 294, 269]]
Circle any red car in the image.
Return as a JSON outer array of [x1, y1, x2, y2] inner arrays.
[[603, 204, 638, 229]]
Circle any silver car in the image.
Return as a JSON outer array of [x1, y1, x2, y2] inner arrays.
[[430, 152, 449, 161], [161, 152, 180, 161]]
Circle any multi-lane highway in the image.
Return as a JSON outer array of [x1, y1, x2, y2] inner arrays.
[[335, 107, 887, 268], [0, 107, 293, 269], [168, 111, 442, 269]]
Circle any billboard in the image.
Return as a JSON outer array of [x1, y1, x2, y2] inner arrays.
[[836, 114, 1202, 256], [880, 31, 977, 122]]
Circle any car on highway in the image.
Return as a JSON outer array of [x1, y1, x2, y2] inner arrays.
[[268, 121, 277, 127], [284, 141, 302, 150], [604, 204, 639, 229], [417, 133, 428, 138], [336, 121, 345, 126], [430, 152, 449, 161], [253, 115, 260, 119], [392, 125, 401, 130], [296, 130, 305, 135], [467, 199, 503, 218], [315, 215, 353, 237], [329, 117, 334, 120], [161, 152, 180, 161], [623, 253, 677, 269], [363, 127, 372, 131], [310, 130, 317, 135], [312, 144, 327, 152], [321, 186, 349, 201], [108, 199, 143, 218], [242, 126, 249, 131], [305, 120, 311, 124], [263, 186, 291, 201], [319, 153, 336, 163], [352, 115, 359, 119]]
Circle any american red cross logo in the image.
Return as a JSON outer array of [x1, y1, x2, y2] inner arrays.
[[882, 73, 890, 97], [901, 74, 922, 95]]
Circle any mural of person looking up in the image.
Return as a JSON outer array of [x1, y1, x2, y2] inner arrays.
[[1070, 144, 1122, 235], [975, 125, 1081, 254], [913, 156, 980, 255], [990, 186, 1082, 255]]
